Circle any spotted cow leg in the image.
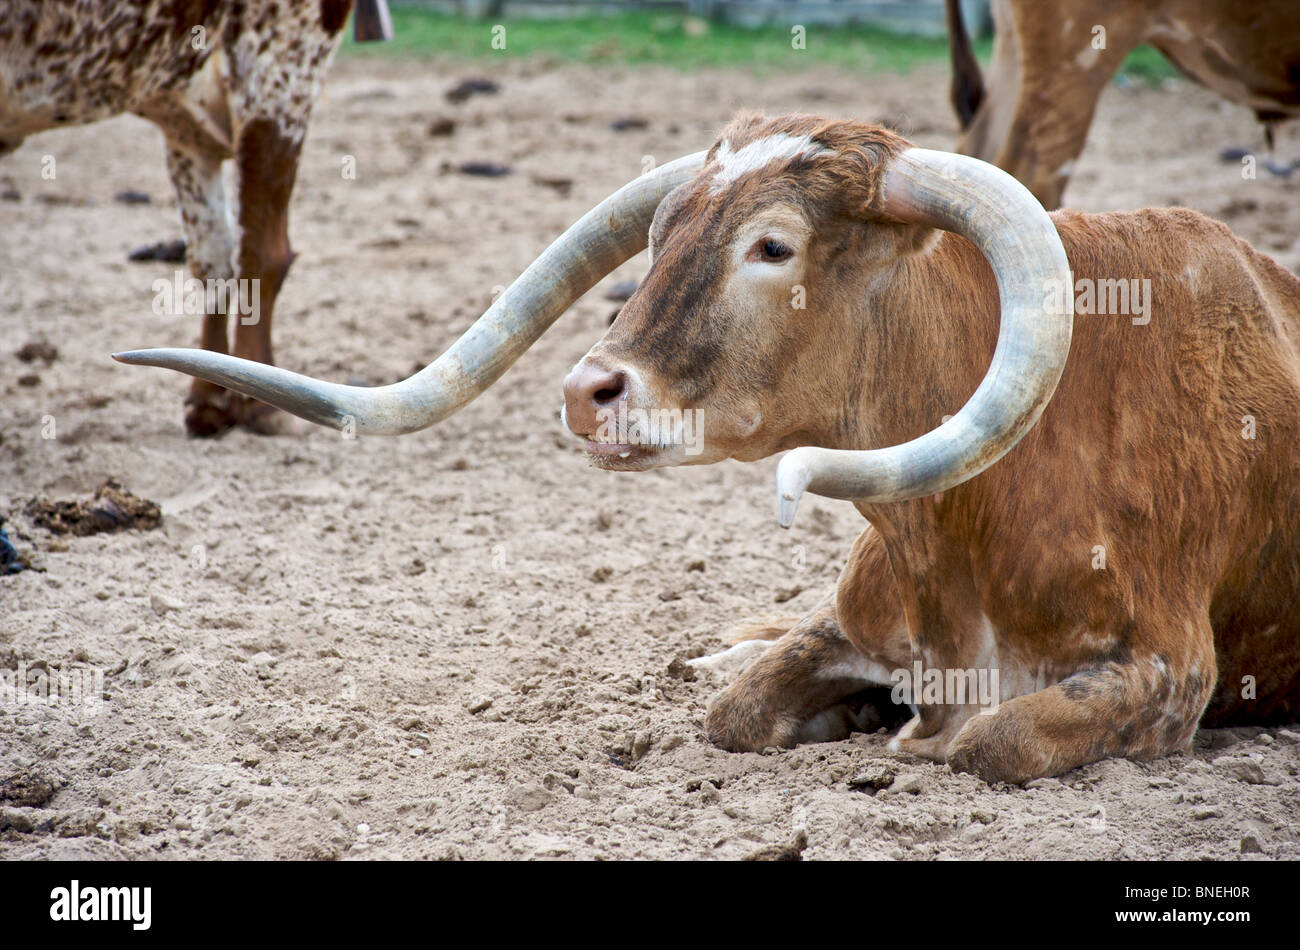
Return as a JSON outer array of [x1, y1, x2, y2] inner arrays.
[[704, 527, 914, 751], [161, 139, 240, 436]]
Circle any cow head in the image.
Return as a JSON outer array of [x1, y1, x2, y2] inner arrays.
[[116, 113, 1072, 525], [562, 113, 932, 471]]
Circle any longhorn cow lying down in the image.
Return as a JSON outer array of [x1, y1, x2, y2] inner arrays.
[[116, 113, 1300, 784]]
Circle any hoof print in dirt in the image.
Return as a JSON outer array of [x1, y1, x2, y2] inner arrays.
[[25, 479, 161, 537]]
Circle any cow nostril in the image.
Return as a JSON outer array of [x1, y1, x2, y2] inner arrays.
[[592, 372, 626, 405]]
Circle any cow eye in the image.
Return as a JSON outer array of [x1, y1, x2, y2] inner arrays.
[[754, 238, 793, 263]]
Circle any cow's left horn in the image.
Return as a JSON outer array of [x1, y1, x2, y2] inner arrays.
[[114, 152, 707, 435], [776, 148, 1074, 527]]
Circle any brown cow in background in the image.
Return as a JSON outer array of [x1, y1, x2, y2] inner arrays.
[[946, 0, 1300, 208]]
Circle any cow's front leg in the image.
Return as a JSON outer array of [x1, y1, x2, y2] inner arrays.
[[706, 527, 913, 751], [947, 615, 1219, 783], [705, 597, 908, 751]]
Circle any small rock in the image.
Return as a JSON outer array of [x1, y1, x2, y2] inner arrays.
[[466, 696, 493, 714], [150, 592, 185, 616], [0, 807, 35, 832], [427, 117, 456, 136], [773, 586, 805, 603], [1213, 756, 1267, 785], [1191, 807, 1220, 820], [114, 189, 151, 205], [506, 784, 552, 813], [611, 804, 637, 821], [699, 781, 721, 804], [1240, 835, 1264, 854], [848, 763, 896, 792], [1274, 729, 1300, 744], [631, 731, 653, 760], [971, 809, 997, 825], [249, 651, 276, 669], [890, 773, 926, 795]]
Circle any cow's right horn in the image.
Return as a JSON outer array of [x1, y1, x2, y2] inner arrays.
[[775, 147, 1074, 526], [114, 152, 707, 435]]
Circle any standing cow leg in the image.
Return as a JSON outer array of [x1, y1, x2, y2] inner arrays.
[[946, 613, 1219, 784], [705, 527, 913, 751], [224, 115, 304, 433], [160, 136, 240, 436], [223, 13, 349, 433], [959, 0, 1144, 207]]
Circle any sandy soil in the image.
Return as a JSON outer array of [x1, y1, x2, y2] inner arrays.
[[2, 55, 1298, 860]]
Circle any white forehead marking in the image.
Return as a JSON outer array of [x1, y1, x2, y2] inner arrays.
[[709, 133, 832, 195]]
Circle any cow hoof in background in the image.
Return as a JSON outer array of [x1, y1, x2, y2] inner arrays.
[[185, 385, 292, 437]]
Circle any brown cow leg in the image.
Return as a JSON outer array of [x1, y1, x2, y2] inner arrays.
[[706, 527, 913, 751], [946, 617, 1218, 784], [227, 116, 304, 434], [959, 0, 1144, 207]]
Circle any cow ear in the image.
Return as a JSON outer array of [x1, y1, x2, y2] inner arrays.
[[354, 0, 394, 42]]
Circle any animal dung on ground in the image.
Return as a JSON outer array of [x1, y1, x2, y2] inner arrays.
[[127, 239, 186, 263], [531, 174, 573, 195], [25, 480, 161, 537], [444, 77, 500, 104], [427, 117, 456, 137], [456, 161, 511, 178], [609, 116, 648, 132], [15, 340, 57, 364]]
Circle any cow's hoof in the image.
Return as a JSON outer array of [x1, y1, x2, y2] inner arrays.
[[184, 394, 238, 438]]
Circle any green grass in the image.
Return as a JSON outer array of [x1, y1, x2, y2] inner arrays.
[[343, 4, 1178, 82]]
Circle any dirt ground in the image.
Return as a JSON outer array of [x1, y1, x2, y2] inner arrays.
[[2, 55, 1299, 860]]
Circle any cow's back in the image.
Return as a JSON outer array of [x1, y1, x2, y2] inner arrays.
[[0, 0, 236, 150]]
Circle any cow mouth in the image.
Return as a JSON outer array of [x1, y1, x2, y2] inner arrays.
[[584, 440, 660, 470]]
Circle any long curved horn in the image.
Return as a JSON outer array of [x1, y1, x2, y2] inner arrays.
[[114, 152, 707, 435], [776, 148, 1074, 527]]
